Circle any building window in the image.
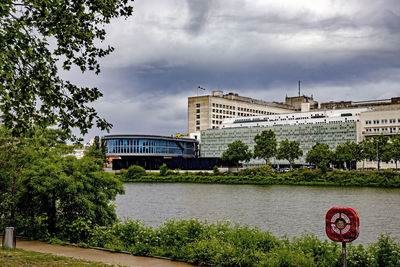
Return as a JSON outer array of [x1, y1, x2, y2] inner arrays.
[[366, 120, 371, 125], [382, 119, 387, 124], [373, 120, 379, 124], [196, 109, 200, 113], [196, 126, 200, 131], [196, 103, 200, 108], [196, 121, 200, 125], [389, 119, 396, 123], [196, 115, 200, 119]]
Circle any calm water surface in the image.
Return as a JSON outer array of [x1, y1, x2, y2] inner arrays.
[[115, 183, 400, 244]]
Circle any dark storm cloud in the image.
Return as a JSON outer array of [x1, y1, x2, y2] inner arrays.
[[75, 0, 400, 141], [185, 0, 214, 35]]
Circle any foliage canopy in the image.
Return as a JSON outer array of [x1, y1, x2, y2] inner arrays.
[[306, 142, 333, 173], [253, 130, 277, 164], [221, 140, 252, 170], [276, 139, 303, 170], [0, 0, 133, 136], [0, 127, 124, 241]]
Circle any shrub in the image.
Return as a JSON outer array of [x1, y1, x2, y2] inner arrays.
[[159, 163, 168, 176], [372, 234, 400, 267], [237, 165, 275, 177], [213, 165, 220, 175], [262, 247, 315, 267], [291, 233, 340, 266], [126, 165, 146, 180]]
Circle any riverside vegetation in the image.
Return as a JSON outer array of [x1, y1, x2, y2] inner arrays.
[[37, 220, 400, 267], [1, 128, 399, 266], [118, 164, 400, 188]]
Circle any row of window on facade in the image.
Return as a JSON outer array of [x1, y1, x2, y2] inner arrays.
[[211, 103, 235, 109], [211, 103, 270, 115], [212, 109, 235, 115], [212, 114, 232, 119], [364, 127, 398, 133], [365, 119, 400, 125]]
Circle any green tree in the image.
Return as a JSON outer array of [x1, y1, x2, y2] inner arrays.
[[0, 1, 133, 136], [253, 130, 277, 164], [85, 136, 106, 162], [334, 141, 362, 170], [276, 139, 303, 171], [360, 136, 390, 171], [306, 143, 333, 173], [0, 127, 123, 242], [221, 140, 252, 171], [390, 135, 400, 169], [0, 126, 72, 227], [17, 154, 124, 241]]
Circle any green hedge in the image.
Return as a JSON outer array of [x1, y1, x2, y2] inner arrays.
[[85, 219, 399, 267], [120, 167, 400, 188]]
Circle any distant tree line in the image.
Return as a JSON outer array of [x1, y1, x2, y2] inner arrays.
[[221, 130, 400, 172]]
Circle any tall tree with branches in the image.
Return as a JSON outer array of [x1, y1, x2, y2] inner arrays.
[[276, 139, 303, 171], [0, 0, 133, 137], [253, 130, 277, 164]]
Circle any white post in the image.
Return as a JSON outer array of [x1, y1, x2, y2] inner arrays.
[[2, 227, 16, 248]]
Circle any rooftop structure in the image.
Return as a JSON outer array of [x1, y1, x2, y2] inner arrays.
[[320, 97, 400, 111]]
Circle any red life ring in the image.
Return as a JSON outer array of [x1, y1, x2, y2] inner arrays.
[[326, 207, 359, 242]]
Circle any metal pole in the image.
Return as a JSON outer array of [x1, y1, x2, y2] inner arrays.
[[342, 242, 347, 267]]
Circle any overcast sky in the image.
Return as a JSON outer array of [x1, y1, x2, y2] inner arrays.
[[69, 0, 400, 142]]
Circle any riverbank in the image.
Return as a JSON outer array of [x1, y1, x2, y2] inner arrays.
[[120, 167, 400, 188]]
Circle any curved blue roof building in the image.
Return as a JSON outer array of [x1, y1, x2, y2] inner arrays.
[[103, 135, 198, 158]]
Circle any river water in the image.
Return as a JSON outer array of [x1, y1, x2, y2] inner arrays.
[[115, 183, 400, 244]]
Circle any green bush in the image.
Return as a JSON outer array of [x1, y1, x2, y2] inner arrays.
[[126, 165, 146, 180], [25, 215, 398, 267], [121, 169, 400, 188], [372, 234, 400, 267], [262, 247, 315, 267], [237, 165, 275, 177], [159, 163, 168, 176], [213, 165, 220, 175]]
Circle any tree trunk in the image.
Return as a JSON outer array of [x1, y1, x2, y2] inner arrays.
[[48, 193, 57, 236]]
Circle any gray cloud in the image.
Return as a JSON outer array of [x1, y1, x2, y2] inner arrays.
[[185, 0, 214, 35], [71, 0, 400, 142]]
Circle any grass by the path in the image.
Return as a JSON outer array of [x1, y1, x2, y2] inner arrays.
[[0, 248, 112, 267]]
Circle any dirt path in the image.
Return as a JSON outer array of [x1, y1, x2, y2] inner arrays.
[[2, 238, 194, 267]]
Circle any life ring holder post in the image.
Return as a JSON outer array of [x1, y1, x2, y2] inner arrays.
[[325, 207, 360, 267]]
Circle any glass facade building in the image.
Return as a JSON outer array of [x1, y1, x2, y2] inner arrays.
[[104, 135, 197, 158], [200, 122, 358, 167]]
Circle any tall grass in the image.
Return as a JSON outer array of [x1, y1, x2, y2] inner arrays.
[[85, 219, 399, 267]]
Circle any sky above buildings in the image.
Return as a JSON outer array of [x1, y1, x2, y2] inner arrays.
[[67, 0, 400, 141]]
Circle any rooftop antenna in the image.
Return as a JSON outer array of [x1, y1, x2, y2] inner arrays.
[[298, 80, 301, 96]]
